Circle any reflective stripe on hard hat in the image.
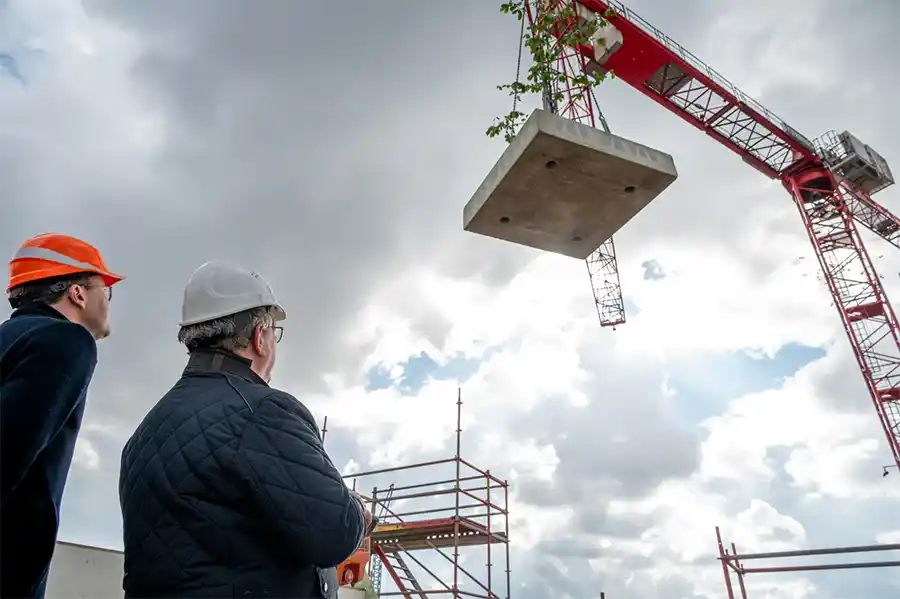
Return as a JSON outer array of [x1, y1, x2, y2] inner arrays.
[[7, 233, 124, 291], [14, 246, 113, 274], [179, 260, 287, 327]]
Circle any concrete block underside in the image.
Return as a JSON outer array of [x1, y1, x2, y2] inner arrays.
[[463, 109, 678, 260]]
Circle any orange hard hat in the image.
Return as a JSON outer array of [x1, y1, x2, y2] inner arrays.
[[7, 233, 124, 291]]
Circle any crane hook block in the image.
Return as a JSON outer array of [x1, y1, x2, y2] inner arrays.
[[463, 109, 678, 259]]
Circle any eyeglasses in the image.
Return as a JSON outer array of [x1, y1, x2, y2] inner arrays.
[[81, 284, 112, 301], [255, 325, 283, 343]]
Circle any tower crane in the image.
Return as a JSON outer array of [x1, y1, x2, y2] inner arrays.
[[476, 0, 900, 469]]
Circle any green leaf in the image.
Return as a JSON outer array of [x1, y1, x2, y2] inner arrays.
[[487, 0, 616, 142]]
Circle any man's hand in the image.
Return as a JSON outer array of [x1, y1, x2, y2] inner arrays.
[[351, 491, 375, 534], [363, 505, 374, 533]]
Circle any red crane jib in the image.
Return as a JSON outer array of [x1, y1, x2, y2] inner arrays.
[[558, 0, 818, 179]]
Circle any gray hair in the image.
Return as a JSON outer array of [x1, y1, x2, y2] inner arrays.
[[8, 272, 95, 309], [178, 306, 277, 353]]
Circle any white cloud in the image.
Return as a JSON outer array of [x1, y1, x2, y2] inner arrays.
[[303, 226, 899, 597], [876, 529, 900, 544], [6, 0, 899, 598], [72, 436, 101, 471], [294, 171, 900, 595]]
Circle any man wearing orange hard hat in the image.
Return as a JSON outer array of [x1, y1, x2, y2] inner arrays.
[[0, 233, 124, 599]]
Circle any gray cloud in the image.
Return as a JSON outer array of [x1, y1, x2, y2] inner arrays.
[[4, 0, 900, 597], [507, 370, 700, 502]]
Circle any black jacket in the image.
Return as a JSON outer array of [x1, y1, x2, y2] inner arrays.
[[119, 349, 366, 598], [0, 303, 99, 599]]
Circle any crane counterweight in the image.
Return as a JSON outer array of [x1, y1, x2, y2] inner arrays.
[[815, 130, 895, 197]]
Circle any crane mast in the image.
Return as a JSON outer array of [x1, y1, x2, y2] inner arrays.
[[531, 0, 900, 467], [523, 2, 627, 328]]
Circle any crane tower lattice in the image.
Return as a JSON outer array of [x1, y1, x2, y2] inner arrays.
[[524, 1, 628, 328]]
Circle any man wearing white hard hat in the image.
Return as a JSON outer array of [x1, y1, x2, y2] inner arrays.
[[118, 261, 372, 599]]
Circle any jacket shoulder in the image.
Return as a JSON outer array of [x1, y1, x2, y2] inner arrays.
[[254, 389, 318, 424], [239, 389, 328, 464], [1, 315, 96, 366]]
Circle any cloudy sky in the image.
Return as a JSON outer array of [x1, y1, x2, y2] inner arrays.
[[3, 0, 900, 597]]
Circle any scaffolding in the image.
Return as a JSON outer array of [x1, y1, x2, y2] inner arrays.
[[715, 526, 900, 598], [343, 391, 511, 599]]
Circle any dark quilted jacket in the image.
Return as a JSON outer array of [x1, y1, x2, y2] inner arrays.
[[119, 350, 366, 598]]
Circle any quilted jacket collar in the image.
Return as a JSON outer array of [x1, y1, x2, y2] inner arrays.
[[183, 349, 268, 387], [10, 302, 68, 321]]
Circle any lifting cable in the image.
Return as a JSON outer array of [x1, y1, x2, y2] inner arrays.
[[511, 4, 526, 115], [511, 1, 610, 133]]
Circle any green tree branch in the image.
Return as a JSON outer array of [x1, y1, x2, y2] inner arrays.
[[487, 1, 617, 143]]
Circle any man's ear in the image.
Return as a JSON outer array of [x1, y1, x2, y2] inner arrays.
[[252, 325, 264, 353], [67, 284, 88, 309]]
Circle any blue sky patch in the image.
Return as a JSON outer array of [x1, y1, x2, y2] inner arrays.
[[641, 259, 666, 280], [667, 343, 825, 425], [365, 350, 488, 395], [0, 52, 26, 84]]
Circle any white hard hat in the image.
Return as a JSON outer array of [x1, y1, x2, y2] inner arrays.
[[180, 260, 287, 327]]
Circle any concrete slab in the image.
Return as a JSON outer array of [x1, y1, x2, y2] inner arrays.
[[463, 109, 678, 259]]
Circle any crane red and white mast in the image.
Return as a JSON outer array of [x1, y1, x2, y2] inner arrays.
[[519, 2, 628, 328], [528, 0, 900, 467]]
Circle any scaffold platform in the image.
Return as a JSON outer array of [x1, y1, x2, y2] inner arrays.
[[372, 516, 509, 552], [338, 392, 511, 599]]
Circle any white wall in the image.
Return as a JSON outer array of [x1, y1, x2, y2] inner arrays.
[[46, 541, 366, 598], [46, 541, 124, 599]]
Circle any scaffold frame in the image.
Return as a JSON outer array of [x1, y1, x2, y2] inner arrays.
[[715, 526, 900, 598], [343, 390, 511, 599]]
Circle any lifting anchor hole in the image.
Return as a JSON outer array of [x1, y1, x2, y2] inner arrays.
[[499, 216, 510, 224], [624, 185, 636, 193], [545, 160, 558, 169]]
